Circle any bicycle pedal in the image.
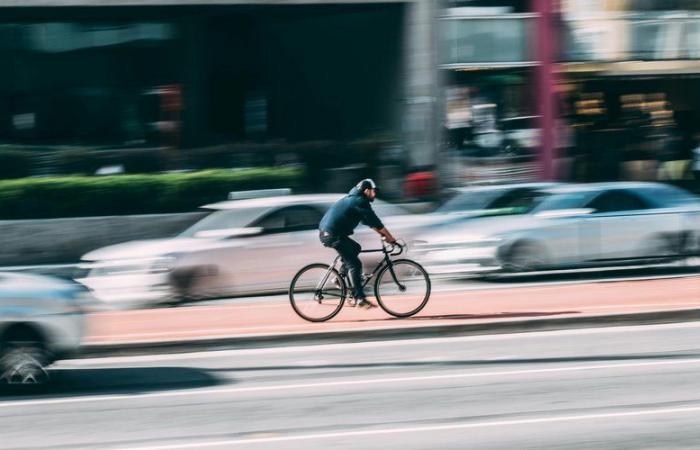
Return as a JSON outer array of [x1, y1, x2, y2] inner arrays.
[[356, 299, 376, 309]]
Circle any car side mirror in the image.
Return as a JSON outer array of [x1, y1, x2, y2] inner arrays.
[[534, 208, 595, 219], [194, 227, 263, 239]]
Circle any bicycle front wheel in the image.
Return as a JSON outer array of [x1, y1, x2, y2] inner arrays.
[[289, 263, 346, 322], [374, 259, 431, 318]]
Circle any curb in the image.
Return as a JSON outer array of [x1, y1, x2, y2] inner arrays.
[[78, 307, 700, 358]]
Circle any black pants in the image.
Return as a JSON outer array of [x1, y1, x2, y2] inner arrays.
[[319, 231, 365, 300]]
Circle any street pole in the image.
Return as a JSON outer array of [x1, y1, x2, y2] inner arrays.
[[533, 0, 559, 181]]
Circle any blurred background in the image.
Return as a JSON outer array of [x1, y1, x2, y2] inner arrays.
[[2, 3, 700, 447], [0, 0, 698, 272], [1, 1, 699, 199], [0, 0, 698, 269]]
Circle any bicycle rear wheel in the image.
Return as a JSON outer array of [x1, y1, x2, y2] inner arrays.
[[374, 259, 431, 318], [289, 263, 346, 322]]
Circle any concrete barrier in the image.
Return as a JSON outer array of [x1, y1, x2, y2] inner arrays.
[[0, 212, 207, 266]]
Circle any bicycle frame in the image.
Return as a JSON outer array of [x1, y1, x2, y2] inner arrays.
[[291, 239, 430, 322], [323, 242, 406, 295]]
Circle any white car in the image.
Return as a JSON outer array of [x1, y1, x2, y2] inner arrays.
[[0, 272, 89, 386], [78, 193, 416, 307], [415, 182, 700, 275]]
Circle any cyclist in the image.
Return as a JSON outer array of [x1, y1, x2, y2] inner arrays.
[[319, 179, 397, 309]]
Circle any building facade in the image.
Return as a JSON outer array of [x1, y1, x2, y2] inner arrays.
[[0, 0, 440, 177], [2, 0, 700, 185], [442, 0, 700, 184]]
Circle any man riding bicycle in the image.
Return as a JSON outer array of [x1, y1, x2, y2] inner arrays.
[[319, 179, 397, 309]]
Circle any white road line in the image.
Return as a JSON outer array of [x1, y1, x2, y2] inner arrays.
[[585, 303, 700, 310], [65, 320, 700, 366], [434, 273, 699, 293], [122, 404, 700, 449], [8, 358, 700, 409]]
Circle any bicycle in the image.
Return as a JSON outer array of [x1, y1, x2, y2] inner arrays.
[[289, 239, 431, 322]]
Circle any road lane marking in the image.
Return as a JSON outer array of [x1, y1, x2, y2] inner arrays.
[[121, 403, 700, 449], [7, 357, 700, 409]]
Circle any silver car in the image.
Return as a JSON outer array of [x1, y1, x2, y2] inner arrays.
[[415, 182, 700, 275], [78, 193, 411, 307], [0, 273, 88, 386]]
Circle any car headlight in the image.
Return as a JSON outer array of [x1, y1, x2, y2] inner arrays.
[[54, 287, 96, 313], [71, 289, 98, 311], [149, 256, 177, 274], [83, 257, 176, 276]]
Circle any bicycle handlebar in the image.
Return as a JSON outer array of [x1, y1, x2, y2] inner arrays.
[[360, 238, 406, 255], [382, 238, 406, 256]]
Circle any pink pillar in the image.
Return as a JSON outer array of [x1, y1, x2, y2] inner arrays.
[[533, 0, 559, 180]]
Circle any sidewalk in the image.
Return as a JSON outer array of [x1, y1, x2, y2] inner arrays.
[[81, 276, 700, 355]]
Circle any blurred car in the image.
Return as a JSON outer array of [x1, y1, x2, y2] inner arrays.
[[78, 185, 577, 307], [415, 182, 700, 275], [77, 192, 414, 307], [0, 273, 89, 386], [501, 115, 540, 156]]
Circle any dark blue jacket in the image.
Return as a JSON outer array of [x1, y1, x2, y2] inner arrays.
[[319, 187, 384, 236]]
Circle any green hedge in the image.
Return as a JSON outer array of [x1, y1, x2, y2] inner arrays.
[[0, 168, 303, 219]]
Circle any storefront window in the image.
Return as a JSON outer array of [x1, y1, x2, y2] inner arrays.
[[563, 13, 700, 61], [0, 21, 180, 146], [441, 16, 535, 65]]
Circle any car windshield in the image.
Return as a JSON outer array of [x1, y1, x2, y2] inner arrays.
[[502, 117, 535, 131], [437, 188, 548, 217], [179, 207, 268, 238], [531, 191, 596, 212], [435, 190, 505, 214], [639, 186, 700, 208]]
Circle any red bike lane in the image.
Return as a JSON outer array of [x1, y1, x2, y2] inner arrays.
[[84, 276, 700, 345]]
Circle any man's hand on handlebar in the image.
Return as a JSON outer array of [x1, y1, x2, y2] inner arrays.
[[381, 238, 405, 256]]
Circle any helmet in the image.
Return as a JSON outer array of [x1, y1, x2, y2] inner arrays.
[[356, 178, 377, 192]]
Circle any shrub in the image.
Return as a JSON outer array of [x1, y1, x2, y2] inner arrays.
[[0, 168, 304, 219]]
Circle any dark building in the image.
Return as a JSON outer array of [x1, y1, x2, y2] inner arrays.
[[0, 0, 439, 171]]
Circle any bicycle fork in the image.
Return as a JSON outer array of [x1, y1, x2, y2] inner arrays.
[[315, 256, 344, 303], [384, 257, 407, 292]]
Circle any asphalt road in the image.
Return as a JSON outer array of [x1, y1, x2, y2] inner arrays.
[[5, 321, 700, 449]]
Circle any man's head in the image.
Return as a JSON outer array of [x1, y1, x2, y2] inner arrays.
[[356, 178, 377, 202]]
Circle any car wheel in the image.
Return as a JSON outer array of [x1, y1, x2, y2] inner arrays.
[[0, 327, 50, 387], [679, 231, 700, 267], [161, 293, 192, 308], [646, 232, 692, 265], [503, 241, 546, 273], [167, 266, 213, 307]]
